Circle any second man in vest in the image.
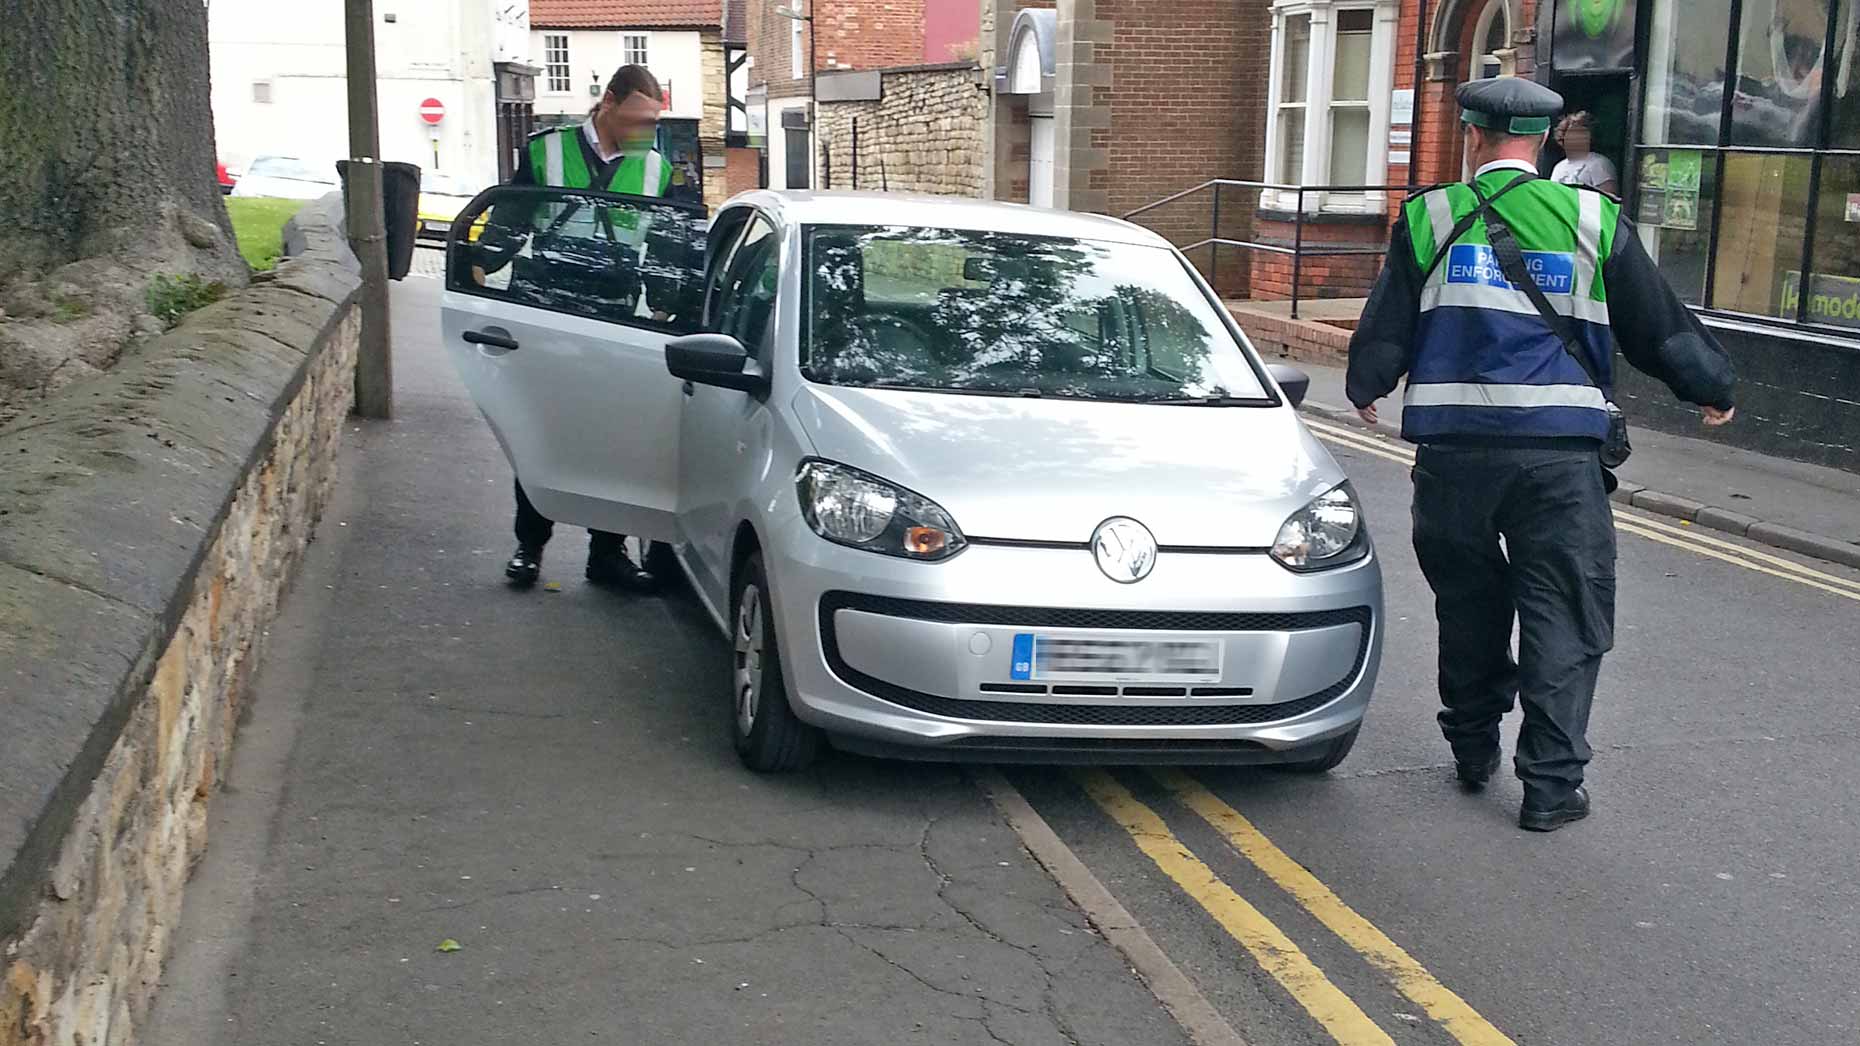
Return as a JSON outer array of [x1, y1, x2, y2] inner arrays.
[[503, 65, 671, 592], [1347, 77, 1736, 832]]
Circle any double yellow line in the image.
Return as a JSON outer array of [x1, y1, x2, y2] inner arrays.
[[1302, 416, 1860, 604], [1079, 769, 1515, 1045]]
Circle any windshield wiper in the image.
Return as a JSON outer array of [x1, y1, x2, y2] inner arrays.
[[857, 382, 1022, 398], [1141, 394, 1265, 406]]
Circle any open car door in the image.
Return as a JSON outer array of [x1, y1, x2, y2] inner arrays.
[[441, 185, 707, 541]]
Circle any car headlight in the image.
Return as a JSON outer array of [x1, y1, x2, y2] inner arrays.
[[1271, 484, 1365, 571], [797, 461, 966, 561]]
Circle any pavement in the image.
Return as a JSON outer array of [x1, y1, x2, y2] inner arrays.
[[151, 268, 1860, 1045], [1290, 359, 1860, 567]]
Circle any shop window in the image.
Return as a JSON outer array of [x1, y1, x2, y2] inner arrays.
[[1711, 154, 1812, 317], [1729, 0, 1835, 147], [1635, 148, 1718, 305], [1801, 158, 1860, 326], [1264, 1, 1397, 210], [1636, 0, 1860, 328]]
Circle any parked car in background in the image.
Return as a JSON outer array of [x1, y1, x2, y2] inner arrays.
[[229, 156, 338, 200], [216, 161, 239, 195], [417, 172, 485, 242], [442, 189, 1385, 774]]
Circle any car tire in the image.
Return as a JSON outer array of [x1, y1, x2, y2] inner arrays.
[[731, 554, 821, 773], [1276, 725, 1360, 774]]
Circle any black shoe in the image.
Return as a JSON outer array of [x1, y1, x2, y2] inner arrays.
[[1519, 786, 1590, 832], [505, 545, 543, 587], [586, 547, 656, 592], [1456, 751, 1502, 792]]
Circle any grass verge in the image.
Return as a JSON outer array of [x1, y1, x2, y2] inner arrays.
[[225, 197, 307, 271]]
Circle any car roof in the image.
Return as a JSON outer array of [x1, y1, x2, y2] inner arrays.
[[723, 190, 1177, 249]]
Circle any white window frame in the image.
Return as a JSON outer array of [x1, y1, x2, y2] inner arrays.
[[1262, 0, 1400, 213], [622, 33, 650, 69], [544, 33, 571, 94]]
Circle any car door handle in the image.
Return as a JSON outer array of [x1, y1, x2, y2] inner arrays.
[[463, 327, 519, 351]]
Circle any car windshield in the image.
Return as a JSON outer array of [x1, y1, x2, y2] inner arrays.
[[801, 225, 1270, 402], [246, 157, 333, 183]]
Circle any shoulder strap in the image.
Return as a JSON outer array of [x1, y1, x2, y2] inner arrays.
[[1482, 207, 1606, 390], [1416, 174, 1534, 284]]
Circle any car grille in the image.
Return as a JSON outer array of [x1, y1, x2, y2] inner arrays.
[[818, 593, 1371, 728]]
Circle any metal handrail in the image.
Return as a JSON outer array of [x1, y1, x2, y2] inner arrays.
[[1124, 180, 1431, 319]]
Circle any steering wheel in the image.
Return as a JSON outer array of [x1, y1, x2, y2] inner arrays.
[[848, 313, 937, 359]]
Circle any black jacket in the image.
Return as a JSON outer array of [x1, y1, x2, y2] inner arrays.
[[1346, 201, 1737, 415]]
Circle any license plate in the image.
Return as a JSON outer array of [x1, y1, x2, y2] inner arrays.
[[1010, 633, 1222, 683], [425, 220, 451, 233]]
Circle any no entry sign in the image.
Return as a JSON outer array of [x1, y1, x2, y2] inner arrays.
[[419, 98, 446, 125]]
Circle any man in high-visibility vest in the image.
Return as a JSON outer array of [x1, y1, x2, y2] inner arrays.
[[1347, 77, 1736, 832], [500, 64, 671, 593]]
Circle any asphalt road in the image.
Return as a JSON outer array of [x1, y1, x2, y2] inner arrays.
[[153, 272, 1860, 1045]]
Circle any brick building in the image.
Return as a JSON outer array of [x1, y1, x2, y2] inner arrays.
[[981, 0, 1273, 295], [734, 0, 982, 194]]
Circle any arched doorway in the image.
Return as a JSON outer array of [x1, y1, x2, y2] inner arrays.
[[1414, 0, 1521, 182], [1004, 9, 1056, 207]]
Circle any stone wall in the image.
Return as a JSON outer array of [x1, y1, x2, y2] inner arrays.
[[0, 197, 361, 1046], [817, 64, 986, 197]]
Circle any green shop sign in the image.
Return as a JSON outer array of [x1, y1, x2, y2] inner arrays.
[[1779, 271, 1860, 328], [1553, 0, 1636, 72]]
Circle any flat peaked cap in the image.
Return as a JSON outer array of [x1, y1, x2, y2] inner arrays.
[[1456, 76, 1565, 135]]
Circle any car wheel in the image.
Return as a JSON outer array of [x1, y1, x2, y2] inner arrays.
[[1276, 725, 1360, 774], [731, 554, 820, 773]]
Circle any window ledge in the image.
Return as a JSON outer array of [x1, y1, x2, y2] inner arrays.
[[1254, 207, 1387, 226]]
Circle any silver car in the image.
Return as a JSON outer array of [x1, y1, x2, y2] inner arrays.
[[442, 188, 1383, 772]]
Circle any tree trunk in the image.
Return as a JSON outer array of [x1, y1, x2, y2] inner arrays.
[[0, 0, 248, 422]]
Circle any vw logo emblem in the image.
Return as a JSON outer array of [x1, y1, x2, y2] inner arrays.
[[1092, 517, 1158, 583]]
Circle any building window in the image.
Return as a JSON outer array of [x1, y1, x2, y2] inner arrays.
[[1636, 0, 1860, 327], [544, 34, 571, 93], [791, 2, 807, 78], [1264, 1, 1398, 210], [1472, 0, 1509, 78], [622, 33, 649, 69]]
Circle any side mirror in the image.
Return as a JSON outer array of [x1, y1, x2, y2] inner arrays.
[[1267, 363, 1310, 409], [666, 333, 769, 396]]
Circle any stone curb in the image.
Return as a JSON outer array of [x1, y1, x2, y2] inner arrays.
[[1297, 400, 1860, 571]]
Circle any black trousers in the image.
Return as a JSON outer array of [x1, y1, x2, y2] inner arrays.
[[513, 479, 624, 556], [1410, 445, 1616, 808]]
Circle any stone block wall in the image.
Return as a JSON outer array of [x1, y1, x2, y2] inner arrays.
[[0, 198, 361, 1046], [817, 64, 986, 197]]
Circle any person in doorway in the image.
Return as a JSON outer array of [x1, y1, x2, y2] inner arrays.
[[500, 64, 671, 591], [1547, 111, 1619, 195], [1347, 77, 1737, 832]]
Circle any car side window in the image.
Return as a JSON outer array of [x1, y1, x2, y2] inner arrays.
[[712, 217, 779, 358], [447, 185, 707, 334]]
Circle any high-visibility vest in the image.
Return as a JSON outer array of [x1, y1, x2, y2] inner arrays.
[[527, 126, 671, 244], [1399, 168, 1620, 443]]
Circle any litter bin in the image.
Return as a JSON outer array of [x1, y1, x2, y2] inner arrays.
[[336, 160, 421, 281]]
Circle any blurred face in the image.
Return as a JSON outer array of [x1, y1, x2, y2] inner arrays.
[[596, 88, 663, 149], [1562, 126, 1593, 156]]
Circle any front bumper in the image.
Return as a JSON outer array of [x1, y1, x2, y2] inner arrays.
[[764, 520, 1383, 762]]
